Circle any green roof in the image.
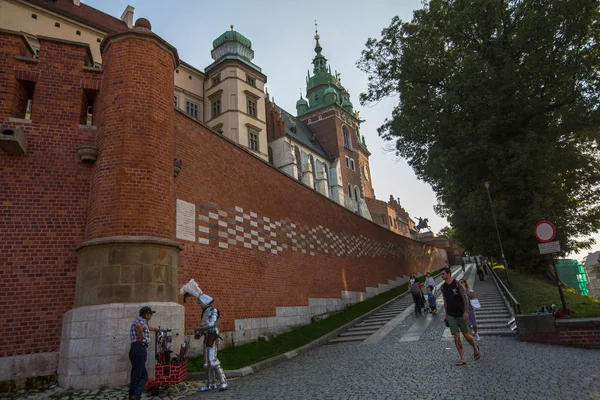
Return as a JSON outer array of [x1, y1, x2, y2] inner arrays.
[[212, 29, 252, 49]]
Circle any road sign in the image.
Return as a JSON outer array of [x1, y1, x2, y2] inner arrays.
[[538, 240, 561, 255], [534, 221, 556, 243]]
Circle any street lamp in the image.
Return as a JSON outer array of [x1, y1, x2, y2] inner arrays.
[[482, 181, 510, 284]]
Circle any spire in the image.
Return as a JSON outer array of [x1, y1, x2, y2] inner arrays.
[[314, 20, 322, 54]]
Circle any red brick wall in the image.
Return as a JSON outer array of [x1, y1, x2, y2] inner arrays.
[[519, 324, 600, 349], [0, 34, 99, 356], [87, 34, 176, 240], [174, 112, 447, 333]]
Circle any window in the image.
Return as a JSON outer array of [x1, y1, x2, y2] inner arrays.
[[246, 74, 256, 87], [185, 100, 199, 119], [76, 30, 81, 36], [55, 22, 60, 28], [350, 159, 355, 171], [345, 156, 350, 168], [343, 127, 350, 148], [381, 215, 385, 224], [211, 98, 221, 118], [347, 184, 352, 199], [354, 186, 359, 201], [364, 166, 370, 181], [247, 98, 257, 117], [31, 13, 37, 19], [97, 38, 101, 43], [295, 147, 303, 179], [248, 129, 259, 151], [212, 74, 221, 86], [174, 95, 179, 108]]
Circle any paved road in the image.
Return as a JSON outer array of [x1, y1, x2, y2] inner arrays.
[[185, 281, 600, 400]]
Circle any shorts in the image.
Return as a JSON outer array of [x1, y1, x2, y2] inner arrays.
[[447, 315, 469, 335]]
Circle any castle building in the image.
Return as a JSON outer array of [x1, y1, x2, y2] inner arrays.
[[0, 0, 268, 160], [266, 27, 373, 219], [0, 1, 448, 393]]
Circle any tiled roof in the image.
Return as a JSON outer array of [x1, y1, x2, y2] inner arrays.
[[25, 0, 128, 33], [275, 106, 331, 161]]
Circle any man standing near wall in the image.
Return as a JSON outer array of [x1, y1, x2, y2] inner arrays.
[[129, 306, 158, 400], [441, 267, 480, 366]]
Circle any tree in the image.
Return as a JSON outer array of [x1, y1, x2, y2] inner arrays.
[[438, 226, 457, 240], [358, 0, 600, 270]]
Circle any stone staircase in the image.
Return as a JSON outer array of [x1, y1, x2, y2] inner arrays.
[[327, 294, 416, 344], [472, 272, 517, 336], [328, 266, 464, 344]]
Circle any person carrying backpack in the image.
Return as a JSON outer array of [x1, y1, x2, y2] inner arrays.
[[410, 275, 424, 316]]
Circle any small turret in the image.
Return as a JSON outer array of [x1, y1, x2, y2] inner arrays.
[[323, 85, 337, 104], [296, 93, 308, 115]]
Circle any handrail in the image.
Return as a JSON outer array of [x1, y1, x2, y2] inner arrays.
[[488, 264, 521, 315]]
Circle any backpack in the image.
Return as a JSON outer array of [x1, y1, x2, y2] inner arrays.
[[410, 282, 421, 295]]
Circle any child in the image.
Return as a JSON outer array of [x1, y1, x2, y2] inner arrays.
[[426, 285, 437, 314]]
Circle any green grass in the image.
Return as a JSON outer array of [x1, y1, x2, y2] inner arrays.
[[495, 268, 600, 318], [189, 268, 441, 371]]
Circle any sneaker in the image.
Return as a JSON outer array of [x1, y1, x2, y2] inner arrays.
[[475, 333, 481, 341]]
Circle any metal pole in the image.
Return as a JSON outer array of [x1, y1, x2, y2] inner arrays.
[[484, 182, 510, 284], [551, 255, 568, 314]]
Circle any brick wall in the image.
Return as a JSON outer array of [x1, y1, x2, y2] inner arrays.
[[518, 316, 600, 349], [174, 111, 447, 334], [0, 32, 99, 356]]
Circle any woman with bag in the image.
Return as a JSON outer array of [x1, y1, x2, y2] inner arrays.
[[460, 279, 480, 341]]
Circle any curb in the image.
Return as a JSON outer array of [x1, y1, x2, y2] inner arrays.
[[186, 267, 453, 381]]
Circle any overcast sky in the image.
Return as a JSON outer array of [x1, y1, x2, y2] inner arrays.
[[84, 0, 598, 262]]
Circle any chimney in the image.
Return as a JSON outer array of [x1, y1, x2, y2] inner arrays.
[[73, 0, 80, 5], [120, 5, 135, 29]]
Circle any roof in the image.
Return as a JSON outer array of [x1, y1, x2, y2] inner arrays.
[[275, 105, 331, 161], [212, 29, 252, 49], [25, 0, 129, 33]]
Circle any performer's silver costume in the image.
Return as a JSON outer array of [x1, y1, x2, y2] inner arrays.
[[180, 280, 228, 392]]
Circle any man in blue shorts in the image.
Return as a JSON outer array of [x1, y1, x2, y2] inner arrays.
[[441, 267, 480, 366]]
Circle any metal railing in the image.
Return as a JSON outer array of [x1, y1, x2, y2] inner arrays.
[[488, 264, 521, 315]]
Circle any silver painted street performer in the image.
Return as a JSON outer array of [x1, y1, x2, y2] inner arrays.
[[180, 279, 228, 392]]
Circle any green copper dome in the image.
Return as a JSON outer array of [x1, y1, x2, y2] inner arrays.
[[296, 96, 308, 107], [212, 28, 252, 49]]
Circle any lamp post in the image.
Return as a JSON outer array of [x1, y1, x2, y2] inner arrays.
[[483, 181, 510, 284]]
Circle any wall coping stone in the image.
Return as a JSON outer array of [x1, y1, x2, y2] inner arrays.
[[555, 317, 600, 328], [75, 236, 183, 252]]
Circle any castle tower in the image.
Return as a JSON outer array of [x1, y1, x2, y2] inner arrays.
[[58, 18, 184, 389], [297, 24, 372, 219], [204, 26, 268, 160]]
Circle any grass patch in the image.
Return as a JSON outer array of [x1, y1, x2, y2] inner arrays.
[[495, 268, 600, 318], [189, 268, 441, 371]]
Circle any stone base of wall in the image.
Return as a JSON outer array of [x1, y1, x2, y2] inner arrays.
[[227, 275, 411, 347], [0, 352, 58, 391], [57, 302, 184, 389], [517, 315, 600, 349]]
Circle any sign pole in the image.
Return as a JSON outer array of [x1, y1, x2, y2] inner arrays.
[[550, 254, 568, 314]]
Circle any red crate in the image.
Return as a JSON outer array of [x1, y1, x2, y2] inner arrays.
[[145, 358, 188, 389]]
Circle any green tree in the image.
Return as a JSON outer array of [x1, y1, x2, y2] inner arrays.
[[358, 0, 600, 270], [438, 226, 458, 240]]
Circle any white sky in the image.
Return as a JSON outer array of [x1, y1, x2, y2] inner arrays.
[[84, 0, 599, 262]]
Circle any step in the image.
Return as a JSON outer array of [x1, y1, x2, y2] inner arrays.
[[349, 325, 386, 332], [356, 321, 386, 327], [476, 323, 516, 329], [328, 335, 371, 343], [478, 329, 518, 336], [340, 330, 378, 337]]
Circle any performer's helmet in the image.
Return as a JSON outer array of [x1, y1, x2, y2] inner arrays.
[[197, 293, 214, 309]]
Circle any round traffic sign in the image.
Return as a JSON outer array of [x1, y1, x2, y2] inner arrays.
[[534, 221, 556, 243]]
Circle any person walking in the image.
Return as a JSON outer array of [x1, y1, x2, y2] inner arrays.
[[410, 276, 423, 315], [129, 306, 158, 400], [424, 272, 436, 295], [460, 258, 465, 273], [476, 262, 485, 281], [441, 267, 480, 366], [460, 279, 480, 341]]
